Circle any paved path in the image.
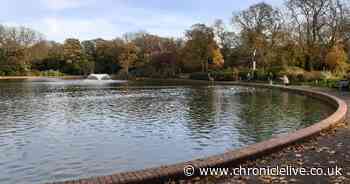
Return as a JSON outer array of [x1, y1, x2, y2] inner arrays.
[[178, 87, 350, 184]]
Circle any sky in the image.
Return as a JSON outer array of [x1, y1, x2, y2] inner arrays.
[[0, 0, 283, 42]]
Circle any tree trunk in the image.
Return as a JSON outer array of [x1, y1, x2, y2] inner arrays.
[[201, 61, 205, 72], [126, 64, 129, 79], [205, 61, 208, 72]]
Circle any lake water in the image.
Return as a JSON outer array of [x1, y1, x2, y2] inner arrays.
[[0, 79, 334, 183]]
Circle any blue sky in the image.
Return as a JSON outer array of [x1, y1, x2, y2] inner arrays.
[[0, 0, 283, 42]]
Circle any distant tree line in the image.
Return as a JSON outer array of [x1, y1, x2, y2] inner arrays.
[[0, 0, 349, 81]]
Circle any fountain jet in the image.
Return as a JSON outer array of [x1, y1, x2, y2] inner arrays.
[[87, 74, 111, 80]]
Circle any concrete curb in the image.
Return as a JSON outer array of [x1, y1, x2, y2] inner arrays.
[[50, 83, 347, 184]]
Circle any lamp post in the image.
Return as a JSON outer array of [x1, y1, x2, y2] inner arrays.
[[252, 49, 256, 80], [252, 49, 256, 71]]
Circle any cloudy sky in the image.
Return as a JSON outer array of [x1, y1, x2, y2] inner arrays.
[[0, 0, 283, 42]]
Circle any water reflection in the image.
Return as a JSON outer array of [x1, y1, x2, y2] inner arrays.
[[186, 87, 217, 133], [236, 89, 330, 143], [0, 81, 334, 184]]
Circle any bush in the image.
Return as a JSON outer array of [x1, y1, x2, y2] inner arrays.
[[235, 69, 271, 81], [115, 70, 129, 80], [277, 67, 306, 82], [265, 67, 337, 83], [130, 66, 175, 79], [0, 65, 23, 76], [281, 70, 342, 83], [150, 72, 164, 79], [209, 68, 238, 81], [308, 79, 339, 88], [302, 71, 322, 81], [320, 71, 337, 80], [190, 72, 210, 80], [130, 67, 153, 78], [254, 69, 269, 81], [31, 70, 42, 76], [267, 66, 285, 77], [37, 70, 65, 77], [301, 71, 343, 88], [238, 69, 251, 80]]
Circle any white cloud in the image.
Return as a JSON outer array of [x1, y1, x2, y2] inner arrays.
[[40, 0, 96, 11], [112, 4, 197, 27], [2, 0, 252, 41], [31, 0, 195, 41], [2, 13, 191, 42], [101, 3, 199, 38], [22, 17, 119, 42]]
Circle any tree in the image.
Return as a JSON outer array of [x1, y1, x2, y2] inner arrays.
[[130, 32, 169, 68], [62, 38, 93, 75], [0, 2, 350, 79], [286, 0, 332, 70], [0, 24, 44, 75], [82, 40, 97, 62], [0, 44, 26, 75], [234, 2, 281, 34], [29, 41, 50, 62], [0, 25, 6, 46], [119, 42, 138, 77], [325, 42, 348, 73], [183, 24, 221, 72], [233, 2, 283, 69], [210, 46, 224, 69], [31, 41, 65, 71], [149, 38, 182, 77], [63, 38, 83, 63], [95, 38, 122, 74], [212, 19, 238, 65], [121, 32, 184, 77]]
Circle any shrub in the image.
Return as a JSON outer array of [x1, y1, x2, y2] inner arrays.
[[190, 72, 210, 80], [150, 72, 164, 79], [320, 71, 336, 80], [267, 66, 285, 77], [309, 79, 339, 88], [31, 70, 41, 76], [286, 70, 340, 83], [296, 71, 318, 82], [38, 70, 65, 77], [277, 67, 306, 82], [238, 69, 251, 80], [116, 70, 129, 80], [254, 69, 269, 81], [325, 43, 348, 73], [210, 68, 238, 81]]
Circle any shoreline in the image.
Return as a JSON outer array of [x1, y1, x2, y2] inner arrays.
[[49, 84, 347, 184], [211, 87, 350, 184], [0, 75, 84, 80]]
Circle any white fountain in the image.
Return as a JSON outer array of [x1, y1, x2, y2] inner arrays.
[[87, 74, 112, 80]]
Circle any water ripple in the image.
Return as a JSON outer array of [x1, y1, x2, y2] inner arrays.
[[0, 81, 334, 184]]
